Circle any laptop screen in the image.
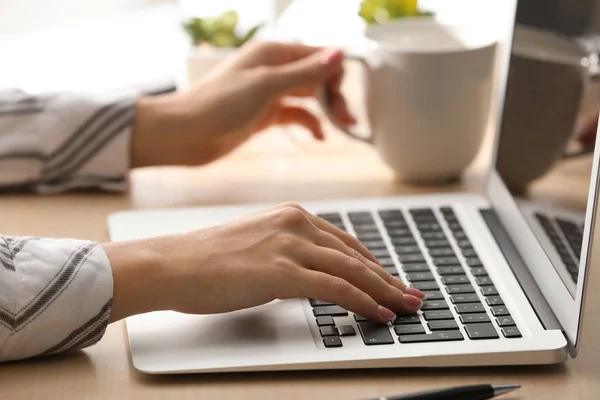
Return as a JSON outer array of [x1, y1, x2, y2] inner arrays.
[[492, 4, 600, 350]]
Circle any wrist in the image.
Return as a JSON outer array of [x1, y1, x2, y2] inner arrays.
[[131, 92, 193, 168], [102, 238, 170, 322]]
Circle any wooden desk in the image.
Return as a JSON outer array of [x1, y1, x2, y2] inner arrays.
[[1, 107, 599, 399]]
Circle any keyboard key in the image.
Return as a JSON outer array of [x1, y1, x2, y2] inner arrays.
[[384, 267, 399, 276], [390, 237, 419, 246], [455, 303, 485, 314], [384, 220, 409, 229], [422, 234, 448, 242], [398, 254, 426, 263], [453, 231, 468, 240], [437, 266, 465, 275], [496, 316, 516, 327], [354, 314, 369, 322], [316, 316, 335, 327], [421, 300, 449, 310], [416, 223, 442, 232], [387, 229, 414, 238], [433, 257, 461, 266], [424, 240, 452, 249], [440, 207, 454, 215], [502, 326, 522, 338], [403, 263, 431, 272], [429, 248, 456, 257], [362, 240, 387, 249], [317, 213, 342, 222], [412, 281, 440, 291], [395, 246, 422, 255], [313, 306, 348, 317], [490, 306, 510, 317], [379, 209, 404, 219], [353, 224, 380, 233], [394, 325, 426, 335], [423, 310, 454, 320], [348, 212, 373, 222], [476, 277, 493, 286], [310, 299, 335, 307], [370, 249, 391, 258], [357, 232, 382, 241], [442, 275, 470, 285], [407, 272, 435, 282], [398, 331, 464, 343], [422, 290, 444, 300], [379, 258, 395, 267], [446, 222, 463, 231], [319, 326, 339, 337], [428, 320, 459, 331], [358, 322, 395, 345], [481, 286, 499, 296], [460, 313, 491, 324], [450, 293, 480, 303], [466, 257, 483, 267], [465, 323, 499, 339], [410, 208, 435, 216], [339, 325, 357, 336], [471, 267, 488, 276], [462, 249, 479, 258], [485, 296, 504, 306], [323, 336, 343, 348], [446, 284, 475, 294], [456, 240, 472, 249], [393, 315, 421, 325]]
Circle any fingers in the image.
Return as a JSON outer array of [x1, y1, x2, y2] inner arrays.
[[268, 48, 344, 94], [314, 229, 411, 295], [297, 244, 423, 315], [326, 67, 356, 126], [293, 269, 395, 324], [271, 105, 324, 141]]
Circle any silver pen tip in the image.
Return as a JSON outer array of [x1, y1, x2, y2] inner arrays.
[[493, 384, 521, 397]]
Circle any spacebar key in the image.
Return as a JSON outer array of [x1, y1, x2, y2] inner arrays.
[[358, 322, 395, 345], [399, 331, 464, 343]]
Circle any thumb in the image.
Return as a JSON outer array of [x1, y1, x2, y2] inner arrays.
[[271, 48, 344, 92]]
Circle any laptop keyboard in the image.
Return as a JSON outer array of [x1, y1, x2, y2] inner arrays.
[[310, 207, 522, 349], [535, 213, 583, 283]]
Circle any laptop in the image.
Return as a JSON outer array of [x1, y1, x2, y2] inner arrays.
[[107, 0, 598, 374]]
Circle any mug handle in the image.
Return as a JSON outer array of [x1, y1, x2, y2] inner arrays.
[[316, 50, 374, 145]]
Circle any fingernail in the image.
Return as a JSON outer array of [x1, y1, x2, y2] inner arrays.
[[320, 49, 343, 65], [403, 294, 424, 309], [404, 288, 426, 299], [378, 305, 396, 322]]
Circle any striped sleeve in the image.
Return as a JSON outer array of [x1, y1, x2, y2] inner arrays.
[[0, 236, 113, 362], [0, 88, 136, 193]]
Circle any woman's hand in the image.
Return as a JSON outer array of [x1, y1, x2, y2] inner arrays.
[[131, 41, 355, 168], [104, 203, 424, 324]]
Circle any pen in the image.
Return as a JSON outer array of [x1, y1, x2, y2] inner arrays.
[[372, 384, 521, 400]]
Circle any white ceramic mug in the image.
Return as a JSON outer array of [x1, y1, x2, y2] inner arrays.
[[319, 19, 498, 184]]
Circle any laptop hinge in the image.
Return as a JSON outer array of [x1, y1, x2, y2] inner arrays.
[[480, 208, 562, 332]]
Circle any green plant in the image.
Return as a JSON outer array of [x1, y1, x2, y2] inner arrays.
[[359, 0, 433, 24], [182, 10, 262, 48]]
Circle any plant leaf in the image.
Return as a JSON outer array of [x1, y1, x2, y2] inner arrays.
[[236, 24, 263, 47]]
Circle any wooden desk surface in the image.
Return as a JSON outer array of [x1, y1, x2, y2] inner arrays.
[[1, 103, 600, 399]]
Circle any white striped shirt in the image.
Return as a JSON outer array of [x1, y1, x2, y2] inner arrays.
[[0, 88, 136, 361]]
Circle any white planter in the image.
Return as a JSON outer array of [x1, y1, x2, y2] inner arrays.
[[178, 46, 236, 90]]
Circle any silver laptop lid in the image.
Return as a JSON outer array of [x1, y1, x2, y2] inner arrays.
[[486, 4, 600, 355]]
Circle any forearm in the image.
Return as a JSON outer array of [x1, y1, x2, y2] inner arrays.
[[0, 236, 113, 362], [0, 89, 135, 193]]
